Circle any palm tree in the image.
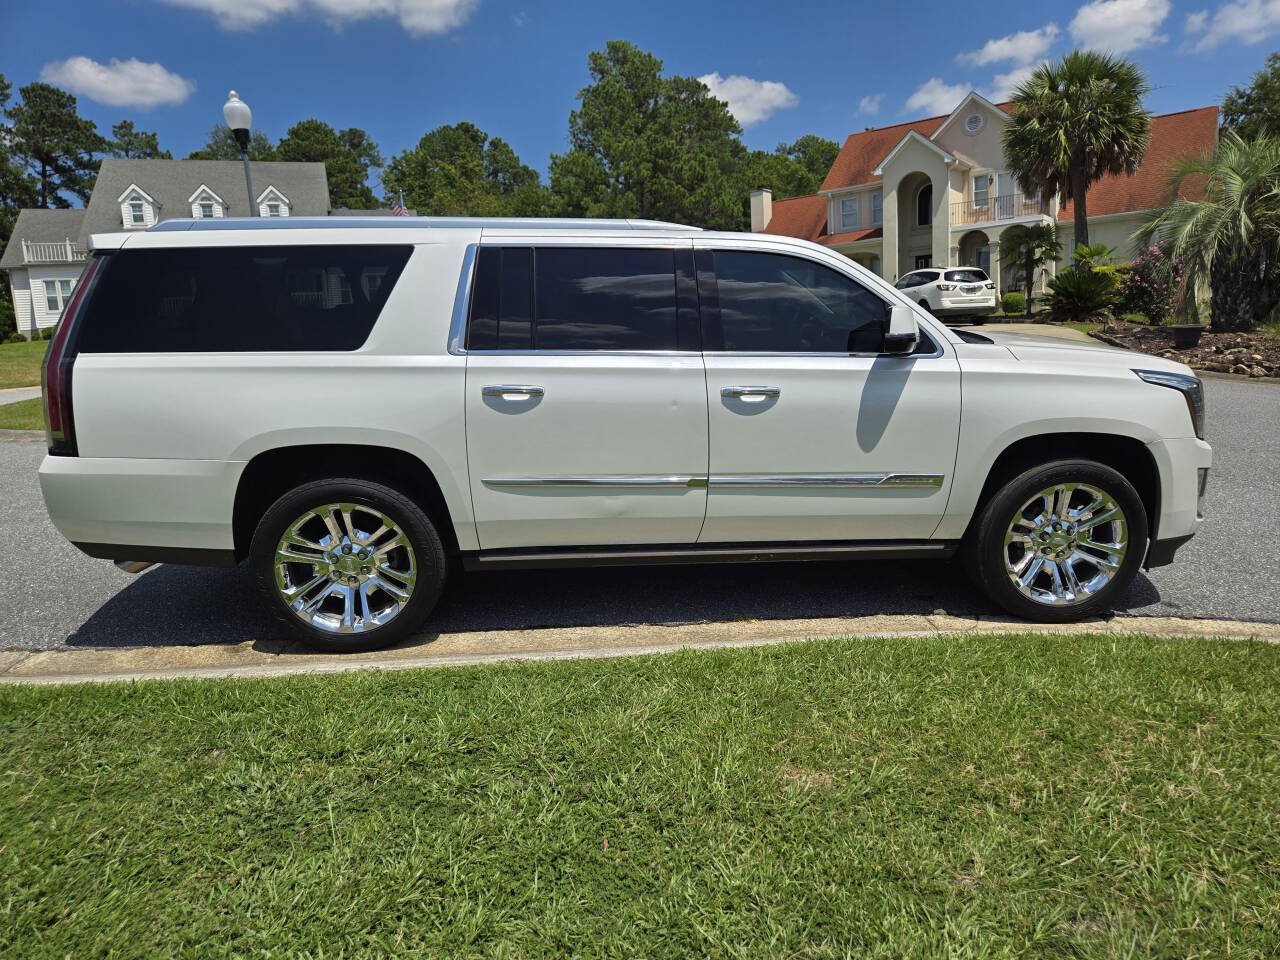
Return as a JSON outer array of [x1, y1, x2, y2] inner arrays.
[[1136, 132, 1280, 332], [998, 222, 1061, 311], [1003, 50, 1152, 256]]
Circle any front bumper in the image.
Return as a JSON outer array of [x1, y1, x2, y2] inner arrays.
[[1144, 436, 1212, 549]]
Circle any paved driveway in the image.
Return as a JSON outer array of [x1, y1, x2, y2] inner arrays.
[[2, 377, 1277, 653]]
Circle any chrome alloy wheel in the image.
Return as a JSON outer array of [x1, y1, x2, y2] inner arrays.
[[273, 502, 417, 634], [1003, 483, 1128, 607]]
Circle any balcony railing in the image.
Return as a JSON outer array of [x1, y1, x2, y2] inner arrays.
[[22, 239, 88, 264], [951, 193, 1052, 227]]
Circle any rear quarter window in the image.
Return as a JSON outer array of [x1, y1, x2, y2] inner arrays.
[[77, 245, 412, 353]]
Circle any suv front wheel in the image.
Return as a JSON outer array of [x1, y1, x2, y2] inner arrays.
[[248, 478, 448, 652], [966, 460, 1148, 622]]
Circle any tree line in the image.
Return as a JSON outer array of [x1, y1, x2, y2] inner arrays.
[[1, 40, 838, 246]]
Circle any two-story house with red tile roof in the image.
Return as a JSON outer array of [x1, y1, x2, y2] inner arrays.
[[750, 91, 1218, 295]]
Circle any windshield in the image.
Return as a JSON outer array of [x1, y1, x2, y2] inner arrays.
[[945, 269, 988, 283]]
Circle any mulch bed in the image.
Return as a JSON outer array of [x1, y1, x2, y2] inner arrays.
[[1091, 325, 1280, 379]]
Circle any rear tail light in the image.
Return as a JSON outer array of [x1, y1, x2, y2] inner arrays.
[[42, 256, 103, 456], [985, 281, 995, 289], [936, 282, 956, 291]]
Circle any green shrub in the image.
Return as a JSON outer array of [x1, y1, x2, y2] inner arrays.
[[1119, 245, 1183, 325], [3, 332, 26, 345], [1001, 291, 1026, 315], [1047, 267, 1119, 322], [0, 294, 15, 339], [37, 327, 53, 341]]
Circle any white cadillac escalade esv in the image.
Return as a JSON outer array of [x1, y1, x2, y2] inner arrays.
[[38, 217, 1211, 651]]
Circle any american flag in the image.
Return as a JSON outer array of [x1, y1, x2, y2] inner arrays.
[[391, 191, 409, 217]]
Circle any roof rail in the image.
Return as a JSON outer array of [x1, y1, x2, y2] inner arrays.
[[149, 216, 701, 233]]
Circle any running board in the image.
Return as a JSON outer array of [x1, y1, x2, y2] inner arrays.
[[461, 540, 958, 571]]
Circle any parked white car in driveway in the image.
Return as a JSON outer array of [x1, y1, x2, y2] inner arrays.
[[38, 218, 1210, 651], [895, 266, 997, 323]]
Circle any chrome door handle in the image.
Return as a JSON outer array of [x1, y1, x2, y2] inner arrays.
[[482, 384, 544, 400], [721, 385, 780, 400]]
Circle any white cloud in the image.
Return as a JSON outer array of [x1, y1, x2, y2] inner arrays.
[[858, 92, 884, 115], [905, 77, 971, 115], [1187, 0, 1280, 50], [984, 64, 1041, 101], [698, 72, 798, 127], [958, 24, 1059, 66], [156, 0, 478, 35], [512, 10, 527, 26], [1069, 0, 1172, 53], [39, 56, 195, 109]]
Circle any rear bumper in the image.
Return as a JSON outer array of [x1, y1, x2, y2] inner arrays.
[[935, 301, 996, 317], [39, 454, 243, 557]]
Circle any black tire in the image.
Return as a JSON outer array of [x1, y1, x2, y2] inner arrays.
[[970, 316, 986, 326], [918, 299, 934, 313], [964, 459, 1148, 623], [249, 478, 448, 652]]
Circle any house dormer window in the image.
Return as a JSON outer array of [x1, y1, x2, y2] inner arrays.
[[256, 185, 292, 218], [188, 185, 226, 219], [117, 184, 156, 229]]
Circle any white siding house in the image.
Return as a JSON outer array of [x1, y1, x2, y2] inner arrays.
[[2, 159, 331, 338]]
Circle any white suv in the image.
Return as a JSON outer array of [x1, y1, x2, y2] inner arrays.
[[39, 218, 1211, 651], [895, 267, 997, 323]]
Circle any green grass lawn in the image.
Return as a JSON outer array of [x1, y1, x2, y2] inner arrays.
[[0, 396, 43, 431], [0, 337, 46, 389], [3, 633, 1279, 958], [1065, 321, 1103, 335]]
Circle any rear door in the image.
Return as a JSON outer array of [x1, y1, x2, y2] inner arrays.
[[464, 239, 708, 549], [696, 241, 961, 544]]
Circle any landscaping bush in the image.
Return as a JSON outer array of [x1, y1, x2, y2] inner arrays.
[[1001, 291, 1026, 315], [36, 327, 53, 341], [3, 332, 26, 345], [1119, 245, 1183, 325], [0, 294, 15, 339], [1047, 267, 1119, 322]]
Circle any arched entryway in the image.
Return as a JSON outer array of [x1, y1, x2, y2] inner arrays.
[[958, 230, 991, 275], [896, 171, 935, 275]]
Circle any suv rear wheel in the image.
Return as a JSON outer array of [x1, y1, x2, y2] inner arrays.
[[248, 478, 447, 652], [965, 460, 1147, 622]]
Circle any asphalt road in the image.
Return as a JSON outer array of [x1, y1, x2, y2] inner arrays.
[[2, 376, 1276, 653]]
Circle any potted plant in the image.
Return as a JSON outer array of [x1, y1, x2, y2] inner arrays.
[[1169, 323, 1205, 349]]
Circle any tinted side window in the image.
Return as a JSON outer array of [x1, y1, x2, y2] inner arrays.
[[469, 247, 686, 351], [79, 245, 411, 353], [895, 273, 918, 289], [535, 248, 677, 351], [705, 250, 887, 353], [467, 247, 532, 350]]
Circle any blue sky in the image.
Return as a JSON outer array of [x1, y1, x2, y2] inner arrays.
[[5, 0, 1279, 194]]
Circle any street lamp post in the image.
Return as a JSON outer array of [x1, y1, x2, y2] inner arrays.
[[222, 91, 256, 216]]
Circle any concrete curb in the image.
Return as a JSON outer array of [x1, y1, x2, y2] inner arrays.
[[3, 613, 1277, 686]]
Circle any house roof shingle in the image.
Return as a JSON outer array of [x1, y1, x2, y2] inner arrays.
[[0, 209, 87, 270], [1058, 105, 1219, 221], [83, 158, 330, 238], [820, 115, 948, 192], [761, 193, 828, 243]]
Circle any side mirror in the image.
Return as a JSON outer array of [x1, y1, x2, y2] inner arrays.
[[883, 304, 919, 355]]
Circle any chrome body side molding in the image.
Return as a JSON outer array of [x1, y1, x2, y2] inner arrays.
[[462, 539, 958, 570], [480, 474, 944, 490]]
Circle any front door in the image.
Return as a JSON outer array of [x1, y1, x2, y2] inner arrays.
[[915, 254, 932, 270], [464, 242, 708, 549], [695, 243, 960, 544]]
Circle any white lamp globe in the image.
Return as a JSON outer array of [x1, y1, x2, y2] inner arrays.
[[222, 91, 252, 132]]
